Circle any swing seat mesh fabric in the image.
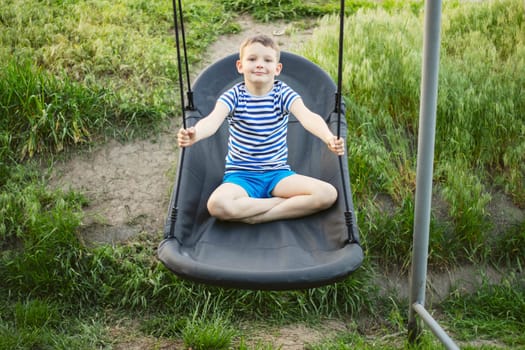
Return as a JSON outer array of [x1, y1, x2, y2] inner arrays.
[[158, 52, 363, 290]]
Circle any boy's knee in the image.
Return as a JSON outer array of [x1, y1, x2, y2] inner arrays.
[[207, 197, 223, 218], [316, 182, 338, 209], [207, 197, 235, 220]]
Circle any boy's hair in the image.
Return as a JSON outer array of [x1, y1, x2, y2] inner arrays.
[[239, 35, 280, 61]]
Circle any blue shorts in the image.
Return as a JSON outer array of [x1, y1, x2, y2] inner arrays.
[[223, 169, 296, 198]]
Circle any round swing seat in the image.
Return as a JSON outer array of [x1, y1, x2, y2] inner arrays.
[[158, 52, 363, 290], [159, 221, 363, 290]]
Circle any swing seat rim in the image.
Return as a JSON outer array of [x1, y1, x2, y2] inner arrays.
[[158, 236, 364, 290]]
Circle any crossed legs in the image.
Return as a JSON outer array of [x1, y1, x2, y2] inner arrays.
[[207, 174, 337, 224]]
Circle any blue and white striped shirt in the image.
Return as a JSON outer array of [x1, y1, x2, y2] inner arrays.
[[219, 81, 300, 173]]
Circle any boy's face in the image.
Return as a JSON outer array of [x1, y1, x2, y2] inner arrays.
[[236, 42, 282, 87]]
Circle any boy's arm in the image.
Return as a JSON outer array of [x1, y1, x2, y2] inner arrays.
[[178, 101, 229, 147], [290, 98, 345, 155]]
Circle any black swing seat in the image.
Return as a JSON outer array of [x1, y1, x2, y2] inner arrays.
[[158, 51, 363, 290]]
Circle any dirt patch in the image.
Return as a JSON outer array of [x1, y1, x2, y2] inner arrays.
[[111, 337, 180, 350], [108, 320, 183, 350], [487, 190, 524, 235], [106, 319, 348, 350], [49, 134, 178, 244], [249, 320, 348, 349]]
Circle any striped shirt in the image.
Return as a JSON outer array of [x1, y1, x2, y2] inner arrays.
[[218, 81, 300, 173]]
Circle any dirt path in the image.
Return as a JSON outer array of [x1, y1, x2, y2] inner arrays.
[[49, 136, 177, 243]]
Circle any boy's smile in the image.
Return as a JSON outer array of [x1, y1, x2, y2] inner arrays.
[[236, 42, 282, 95]]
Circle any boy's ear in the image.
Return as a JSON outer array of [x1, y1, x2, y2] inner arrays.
[[275, 62, 283, 76], [236, 59, 243, 73]]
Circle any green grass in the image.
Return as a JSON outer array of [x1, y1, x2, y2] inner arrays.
[[439, 0, 525, 207], [1, 0, 525, 348], [1, 0, 176, 107], [490, 220, 525, 267], [0, 0, 239, 158], [0, 59, 117, 159], [443, 274, 525, 347], [0, 299, 110, 350], [181, 296, 237, 350], [218, 0, 374, 21], [307, 331, 443, 350]]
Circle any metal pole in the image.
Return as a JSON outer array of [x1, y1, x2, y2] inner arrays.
[[413, 304, 460, 350], [408, 0, 443, 342]]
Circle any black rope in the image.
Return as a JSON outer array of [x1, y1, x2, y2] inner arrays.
[[335, 0, 356, 244], [167, 0, 189, 240], [335, 0, 345, 135], [172, 0, 187, 128], [177, 0, 194, 110]]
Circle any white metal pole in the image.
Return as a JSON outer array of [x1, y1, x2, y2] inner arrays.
[[413, 303, 460, 350], [408, 0, 443, 342]]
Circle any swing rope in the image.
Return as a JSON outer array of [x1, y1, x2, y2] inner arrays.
[[176, 0, 194, 111], [335, 0, 356, 244], [167, 0, 191, 240]]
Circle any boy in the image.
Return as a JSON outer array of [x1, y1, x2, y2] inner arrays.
[[178, 34, 344, 224]]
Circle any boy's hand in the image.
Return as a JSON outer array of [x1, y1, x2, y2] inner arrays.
[[178, 127, 196, 147], [326, 136, 345, 156]]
